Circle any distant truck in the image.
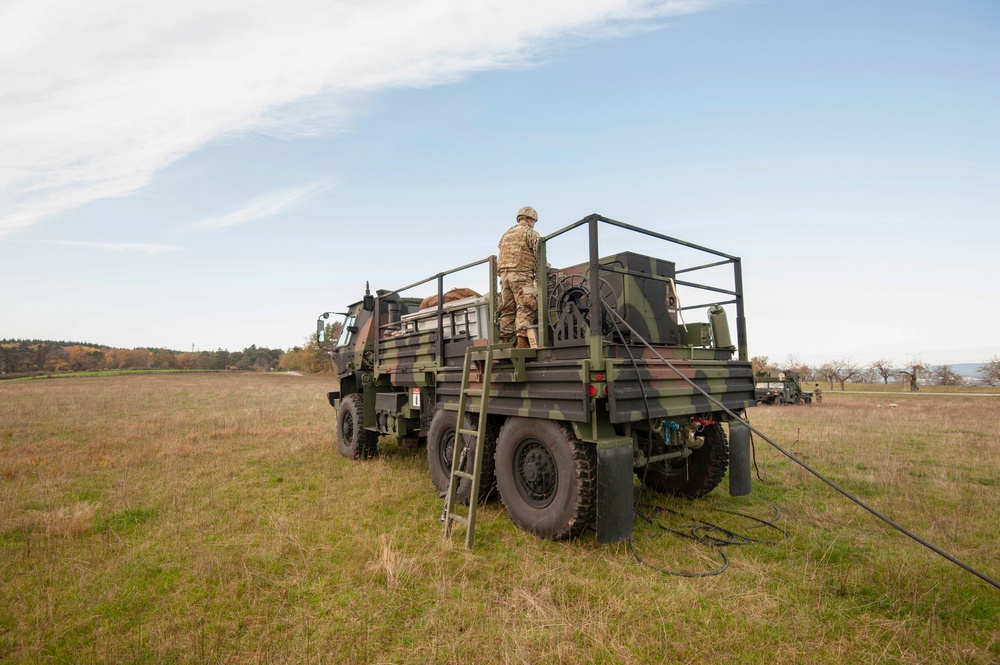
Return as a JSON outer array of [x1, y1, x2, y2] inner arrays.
[[755, 371, 812, 405]]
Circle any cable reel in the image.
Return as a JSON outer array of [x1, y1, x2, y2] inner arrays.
[[548, 272, 619, 343]]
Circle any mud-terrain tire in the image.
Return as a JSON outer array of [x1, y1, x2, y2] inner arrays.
[[494, 417, 596, 540], [641, 423, 728, 499], [427, 408, 497, 504], [337, 394, 378, 460]]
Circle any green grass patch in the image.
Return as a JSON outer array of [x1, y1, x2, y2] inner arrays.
[[97, 507, 158, 534]]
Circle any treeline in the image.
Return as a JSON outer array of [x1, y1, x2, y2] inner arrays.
[[1, 327, 340, 377], [1, 340, 286, 375], [752, 354, 1000, 390]]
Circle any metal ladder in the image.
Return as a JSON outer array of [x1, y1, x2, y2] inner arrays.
[[442, 344, 494, 548]]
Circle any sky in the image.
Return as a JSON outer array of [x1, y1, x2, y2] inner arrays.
[[1, 0, 998, 367]]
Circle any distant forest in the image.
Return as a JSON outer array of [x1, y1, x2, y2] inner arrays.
[[0, 330, 337, 377]]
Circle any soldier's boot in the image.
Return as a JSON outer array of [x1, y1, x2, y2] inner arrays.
[[515, 335, 531, 349], [499, 333, 512, 344]]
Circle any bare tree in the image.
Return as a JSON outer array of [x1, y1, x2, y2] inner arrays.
[[856, 365, 878, 383], [827, 359, 861, 391], [869, 358, 894, 384], [977, 355, 1000, 387], [816, 362, 837, 389], [896, 358, 927, 392], [931, 365, 963, 386], [783, 354, 814, 381]]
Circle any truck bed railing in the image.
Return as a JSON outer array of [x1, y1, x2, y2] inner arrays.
[[373, 256, 496, 367], [539, 214, 747, 362], [370, 214, 746, 366]]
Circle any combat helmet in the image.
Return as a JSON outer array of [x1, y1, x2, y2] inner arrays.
[[516, 205, 538, 222]]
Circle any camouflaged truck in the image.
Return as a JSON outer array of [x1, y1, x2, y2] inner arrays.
[[324, 214, 756, 544]]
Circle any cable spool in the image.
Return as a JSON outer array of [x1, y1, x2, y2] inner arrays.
[[548, 272, 618, 342]]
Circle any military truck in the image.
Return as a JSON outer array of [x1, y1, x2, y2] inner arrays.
[[755, 371, 812, 405], [323, 214, 756, 544]]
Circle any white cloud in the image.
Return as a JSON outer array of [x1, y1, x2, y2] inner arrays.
[[41, 240, 180, 254], [0, 0, 718, 236], [196, 180, 333, 229]]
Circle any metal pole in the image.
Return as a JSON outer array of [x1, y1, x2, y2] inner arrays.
[[588, 217, 604, 365], [733, 258, 748, 362]]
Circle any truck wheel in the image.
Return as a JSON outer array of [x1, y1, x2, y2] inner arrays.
[[494, 417, 596, 540], [775, 395, 785, 406], [337, 394, 378, 460], [641, 423, 728, 499], [427, 408, 496, 504]]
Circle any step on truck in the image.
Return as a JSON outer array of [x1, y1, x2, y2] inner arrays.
[[323, 214, 757, 544]]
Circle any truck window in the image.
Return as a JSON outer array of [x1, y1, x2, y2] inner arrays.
[[337, 315, 356, 348]]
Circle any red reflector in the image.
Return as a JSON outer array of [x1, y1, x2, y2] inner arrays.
[[588, 384, 597, 396], [594, 373, 603, 381]]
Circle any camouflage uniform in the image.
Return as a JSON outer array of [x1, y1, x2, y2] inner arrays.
[[498, 222, 540, 341]]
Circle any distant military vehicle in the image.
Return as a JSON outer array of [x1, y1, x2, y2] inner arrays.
[[321, 214, 756, 545], [755, 371, 813, 405]]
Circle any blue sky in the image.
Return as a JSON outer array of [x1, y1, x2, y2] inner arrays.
[[1, 0, 997, 366]]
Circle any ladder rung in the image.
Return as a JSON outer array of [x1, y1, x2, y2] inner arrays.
[[457, 428, 478, 437], [453, 470, 473, 481], [447, 513, 469, 525]]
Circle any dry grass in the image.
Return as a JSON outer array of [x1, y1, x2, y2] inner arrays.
[[1, 373, 998, 663]]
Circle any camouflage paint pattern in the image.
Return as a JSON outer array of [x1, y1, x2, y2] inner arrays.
[[326, 214, 755, 541], [332, 300, 754, 442]]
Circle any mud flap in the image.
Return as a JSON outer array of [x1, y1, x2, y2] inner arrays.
[[728, 420, 752, 497], [597, 444, 634, 543]]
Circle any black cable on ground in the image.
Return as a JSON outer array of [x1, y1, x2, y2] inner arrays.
[[629, 500, 790, 577], [603, 304, 1000, 591]]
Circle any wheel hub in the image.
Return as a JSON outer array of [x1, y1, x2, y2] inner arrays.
[[442, 431, 455, 469], [514, 440, 557, 507]]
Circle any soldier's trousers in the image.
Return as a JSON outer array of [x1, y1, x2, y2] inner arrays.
[[498, 271, 536, 339]]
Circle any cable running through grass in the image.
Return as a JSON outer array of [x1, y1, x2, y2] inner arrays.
[[602, 301, 1000, 591]]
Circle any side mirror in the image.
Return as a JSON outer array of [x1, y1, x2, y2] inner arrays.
[[317, 312, 331, 342]]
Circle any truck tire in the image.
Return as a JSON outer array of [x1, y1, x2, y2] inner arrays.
[[337, 394, 378, 460], [427, 408, 496, 504], [494, 417, 596, 540], [641, 423, 728, 499]]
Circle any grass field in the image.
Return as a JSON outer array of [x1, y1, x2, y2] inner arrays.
[[1, 373, 998, 663]]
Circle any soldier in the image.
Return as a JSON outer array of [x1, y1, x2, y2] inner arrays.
[[498, 206, 540, 348], [814, 383, 823, 403]]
